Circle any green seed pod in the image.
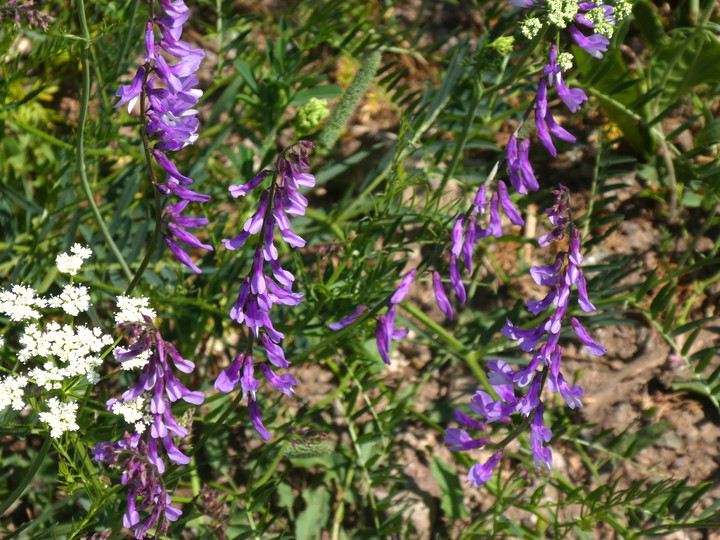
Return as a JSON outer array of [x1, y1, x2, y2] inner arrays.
[[317, 50, 382, 151]]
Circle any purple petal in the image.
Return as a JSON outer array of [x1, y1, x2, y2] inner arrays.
[[445, 428, 488, 451], [249, 397, 272, 441], [467, 452, 502, 487], [390, 269, 417, 305], [432, 272, 453, 320], [571, 317, 607, 355], [164, 235, 202, 273], [328, 305, 368, 331], [215, 354, 244, 393], [229, 170, 272, 198], [576, 269, 596, 312], [497, 180, 524, 226]]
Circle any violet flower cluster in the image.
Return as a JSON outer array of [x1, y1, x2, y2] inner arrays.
[[115, 0, 212, 274], [93, 432, 181, 539], [93, 300, 204, 538], [214, 142, 315, 440], [447, 186, 605, 484], [438, 0, 625, 486]]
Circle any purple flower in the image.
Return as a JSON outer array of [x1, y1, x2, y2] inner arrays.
[[497, 180, 525, 226], [328, 305, 368, 330], [544, 45, 588, 114], [115, 0, 210, 273], [451, 216, 465, 258], [229, 170, 272, 198], [507, 136, 539, 194], [535, 78, 576, 158], [115, 66, 146, 113], [214, 354, 243, 393], [570, 317, 607, 355], [390, 269, 417, 304], [432, 272, 453, 320], [568, 25, 609, 59], [445, 428, 488, 451], [449, 255, 466, 304], [576, 269, 596, 312], [530, 405, 552, 471], [501, 319, 547, 352], [455, 409, 486, 431], [249, 397, 271, 441], [467, 452, 503, 487]]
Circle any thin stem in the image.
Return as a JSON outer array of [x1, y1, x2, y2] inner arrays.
[[76, 0, 133, 283], [435, 77, 483, 198]]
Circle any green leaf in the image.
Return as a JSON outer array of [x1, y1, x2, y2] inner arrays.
[[295, 485, 331, 540], [430, 456, 469, 523]]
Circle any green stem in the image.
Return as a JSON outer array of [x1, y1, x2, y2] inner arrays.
[[401, 301, 491, 392], [436, 78, 482, 197], [76, 0, 133, 283]]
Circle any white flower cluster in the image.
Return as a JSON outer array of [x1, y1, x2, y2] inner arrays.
[[55, 244, 92, 275], [110, 396, 152, 433], [115, 348, 151, 370], [48, 284, 91, 316], [0, 284, 47, 321], [19, 322, 113, 389], [0, 374, 29, 411], [586, 7, 614, 38], [546, 0, 579, 28], [614, 0, 633, 20], [557, 51, 574, 71], [521, 17, 542, 39], [38, 398, 79, 438], [0, 247, 165, 442], [114, 295, 157, 325]]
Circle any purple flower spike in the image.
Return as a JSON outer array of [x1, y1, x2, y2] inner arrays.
[[328, 305, 368, 331], [115, 0, 210, 273], [570, 317, 607, 355], [432, 272, 454, 320], [467, 452, 503, 487]]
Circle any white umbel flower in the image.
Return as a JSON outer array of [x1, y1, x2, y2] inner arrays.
[[39, 398, 79, 438], [48, 284, 91, 316], [110, 396, 151, 433], [0, 375, 29, 411], [114, 296, 157, 325], [0, 284, 47, 322], [56, 244, 93, 275]]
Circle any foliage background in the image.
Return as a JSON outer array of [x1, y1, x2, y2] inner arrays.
[[1, 0, 719, 538]]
